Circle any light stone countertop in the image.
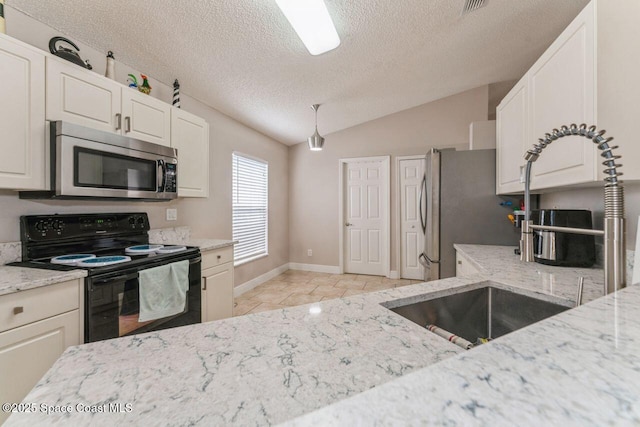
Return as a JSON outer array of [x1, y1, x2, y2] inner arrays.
[[0, 266, 87, 296], [6, 245, 639, 426], [147, 226, 236, 252]]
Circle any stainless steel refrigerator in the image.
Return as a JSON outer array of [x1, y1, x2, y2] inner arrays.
[[418, 148, 521, 281]]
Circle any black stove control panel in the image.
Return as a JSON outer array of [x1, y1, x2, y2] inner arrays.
[[22, 213, 151, 242]]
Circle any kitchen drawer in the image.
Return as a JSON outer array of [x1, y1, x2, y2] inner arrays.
[[0, 279, 80, 333], [202, 246, 233, 269]]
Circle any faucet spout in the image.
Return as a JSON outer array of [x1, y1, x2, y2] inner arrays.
[[519, 124, 626, 295]]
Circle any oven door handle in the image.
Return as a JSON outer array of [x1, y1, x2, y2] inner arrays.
[[91, 273, 138, 286], [157, 159, 166, 192]]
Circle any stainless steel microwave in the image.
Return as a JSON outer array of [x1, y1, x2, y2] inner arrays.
[[20, 121, 178, 201]]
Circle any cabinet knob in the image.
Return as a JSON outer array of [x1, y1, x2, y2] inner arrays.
[[13, 306, 24, 315], [217, 255, 221, 259], [457, 260, 462, 265]]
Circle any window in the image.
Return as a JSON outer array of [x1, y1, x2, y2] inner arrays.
[[232, 153, 268, 265]]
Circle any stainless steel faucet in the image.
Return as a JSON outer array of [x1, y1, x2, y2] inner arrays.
[[520, 124, 626, 295]]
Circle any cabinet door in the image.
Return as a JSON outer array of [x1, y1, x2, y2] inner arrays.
[[528, 2, 596, 190], [202, 263, 233, 322], [171, 108, 210, 197], [46, 56, 122, 134], [0, 35, 46, 190], [0, 310, 80, 424], [496, 77, 527, 195], [456, 252, 479, 277], [121, 89, 172, 146]]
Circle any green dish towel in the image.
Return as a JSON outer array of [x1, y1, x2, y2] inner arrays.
[[138, 260, 189, 322]]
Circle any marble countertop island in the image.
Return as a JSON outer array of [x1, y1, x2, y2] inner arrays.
[[6, 245, 640, 426]]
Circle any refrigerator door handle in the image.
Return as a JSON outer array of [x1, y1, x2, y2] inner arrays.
[[418, 252, 430, 268], [419, 175, 427, 233]]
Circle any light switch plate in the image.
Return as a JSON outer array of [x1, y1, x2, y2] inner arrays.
[[166, 208, 178, 221]]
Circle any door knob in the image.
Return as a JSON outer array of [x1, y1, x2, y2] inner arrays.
[[345, 222, 352, 226]]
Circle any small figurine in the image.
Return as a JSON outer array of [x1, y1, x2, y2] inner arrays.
[[105, 51, 115, 80], [127, 74, 138, 89], [139, 74, 152, 95], [172, 79, 181, 108]]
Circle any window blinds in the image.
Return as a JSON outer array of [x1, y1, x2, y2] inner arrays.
[[232, 153, 268, 264]]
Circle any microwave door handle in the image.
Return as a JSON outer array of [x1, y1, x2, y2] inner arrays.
[[157, 159, 166, 192]]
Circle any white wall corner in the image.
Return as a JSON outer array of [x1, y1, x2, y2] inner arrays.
[[234, 263, 289, 297], [388, 270, 400, 280], [289, 263, 341, 274]]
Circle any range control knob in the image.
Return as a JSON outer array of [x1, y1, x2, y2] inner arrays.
[[137, 217, 145, 228], [52, 219, 65, 232]]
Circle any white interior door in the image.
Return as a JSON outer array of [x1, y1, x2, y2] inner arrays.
[[344, 159, 388, 276], [399, 159, 425, 280]]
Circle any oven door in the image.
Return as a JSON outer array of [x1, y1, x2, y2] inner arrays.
[[85, 256, 201, 343], [57, 133, 177, 200]]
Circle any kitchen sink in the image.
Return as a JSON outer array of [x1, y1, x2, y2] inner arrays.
[[389, 286, 571, 346]]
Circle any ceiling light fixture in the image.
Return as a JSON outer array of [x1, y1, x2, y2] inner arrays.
[[307, 104, 325, 151], [275, 0, 341, 55]]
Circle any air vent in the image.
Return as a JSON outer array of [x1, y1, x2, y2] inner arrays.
[[461, 0, 487, 15]]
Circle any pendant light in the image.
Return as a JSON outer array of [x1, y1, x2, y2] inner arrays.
[[308, 104, 325, 151]]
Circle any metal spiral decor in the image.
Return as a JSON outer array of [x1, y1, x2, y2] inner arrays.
[[524, 123, 624, 218]]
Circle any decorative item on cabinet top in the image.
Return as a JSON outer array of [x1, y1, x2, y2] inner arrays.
[[105, 51, 115, 79], [139, 74, 152, 95], [173, 79, 181, 108], [48, 36, 92, 70]]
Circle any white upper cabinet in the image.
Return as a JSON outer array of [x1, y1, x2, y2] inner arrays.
[[496, 0, 640, 194], [46, 55, 122, 134], [121, 89, 171, 147], [171, 108, 210, 197], [528, 3, 596, 189], [0, 34, 46, 190], [47, 56, 170, 146], [496, 77, 527, 194]]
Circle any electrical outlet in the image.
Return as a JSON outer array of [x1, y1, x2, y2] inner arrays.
[[307, 249, 312, 257], [166, 208, 178, 221]]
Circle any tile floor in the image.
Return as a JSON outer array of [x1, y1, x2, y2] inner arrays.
[[234, 270, 423, 316]]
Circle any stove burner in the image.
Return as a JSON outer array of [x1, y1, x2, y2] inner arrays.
[[77, 256, 132, 267], [51, 254, 96, 265], [156, 246, 187, 254], [125, 244, 164, 254]]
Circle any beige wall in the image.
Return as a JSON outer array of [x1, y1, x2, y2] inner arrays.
[[288, 86, 489, 271], [2, 7, 289, 286]]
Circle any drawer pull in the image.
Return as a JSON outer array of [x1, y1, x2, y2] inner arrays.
[[458, 260, 462, 265], [13, 306, 24, 315], [217, 255, 221, 260]]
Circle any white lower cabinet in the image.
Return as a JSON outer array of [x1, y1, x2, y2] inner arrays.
[[0, 279, 82, 424], [201, 248, 234, 322], [456, 252, 479, 277]]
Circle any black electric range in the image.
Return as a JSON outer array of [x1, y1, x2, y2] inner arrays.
[[11, 213, 202, 343]]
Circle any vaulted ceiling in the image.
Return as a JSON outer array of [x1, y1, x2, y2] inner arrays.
[[7, 0, 589, 145]]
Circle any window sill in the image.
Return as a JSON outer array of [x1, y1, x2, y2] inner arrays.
[[234, 253, 269, 267]]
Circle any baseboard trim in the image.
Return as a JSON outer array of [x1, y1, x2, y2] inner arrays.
[[388, 270, 399, 279], [288, 263, 340, 274], [234, 263, 289, 297]]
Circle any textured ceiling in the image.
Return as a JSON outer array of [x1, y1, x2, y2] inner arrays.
[[7, 0, 589, 145]]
